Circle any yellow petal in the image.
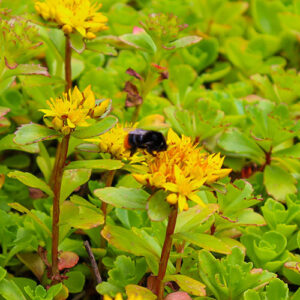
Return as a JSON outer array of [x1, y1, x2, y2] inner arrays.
[[174, 165, 185, 184], [132, 174, 148, 185], [84, 93, 95, 109], [67, 118, 76, 128], [188, 193, 206, 207], [72, 86, 83, 105], [167, 128, 181, 144], [115, 293, 123, 300], [83, 85, 92, 98], [162, 182, 178, 193], [151, 172, 166, 187], [93, 99, 111, 117], [86, 32, 96, 39], [178, 194, 187, 212], [76, 26, 86, 37], [77, 119, 90, 127], [39, 109, 57, 117]]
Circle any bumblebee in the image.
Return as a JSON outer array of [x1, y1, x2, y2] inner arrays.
[[124, 129, 167, 156]]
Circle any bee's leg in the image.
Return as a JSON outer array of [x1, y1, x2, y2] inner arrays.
[[146, 146, 156, 157], [130, 147, 137, 156]]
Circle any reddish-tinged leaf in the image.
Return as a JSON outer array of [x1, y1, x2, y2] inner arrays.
[[164, 292, 192, 300], [4, 57, 18, 69], [124, 81, 143, 107], [3, 64, 50, 79], [147, 275, 158, 295], [58, 251, 79, 271], [14, 123, 59, 145], [126, 68, 143, 80], [29, 188, 45, 199], [0, 107, 10, 118]]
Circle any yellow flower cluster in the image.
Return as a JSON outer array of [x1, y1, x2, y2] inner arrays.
[[134, 129, 231, 211], [35, 0, 108, 39], [40, 86, 110, 135], [104, 293, 142, 300], [93, 123, 144, 164]]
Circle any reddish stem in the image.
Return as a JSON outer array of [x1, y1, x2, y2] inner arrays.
[[51, 134, 70, 284], [65, 35, 72, 92], [156, 205, 178, 300], [50, 35, 72, 188]]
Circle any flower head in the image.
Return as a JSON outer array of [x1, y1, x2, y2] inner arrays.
[[88, 123, 144, 164], [35, 0, 108, 39], [134, 129, 231, 211], [40, 85, 110, 135]]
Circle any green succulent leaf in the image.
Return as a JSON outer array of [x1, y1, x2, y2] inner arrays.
[[125, 285, 156, 300], [218, 129, 265, 164], [72, 116, 118, 139], [60, 169, 91, 203], [69, 32, 85, 53], [166, 36, 202, 49], [65, 159, 124, 171], [120, 31, 157, 54], [7, 171, 53, 197], [0, 279, 26, 300], [64, 271, 85, 293], [175, 232, 232, 254], [147, 190, 171, 222], [94, 187, 149, 209], [264, 164, 297, 201], [14, 124, 59, 145], [175, 204, 219, 233], [101, 224, 175, 275], [2, 64, 49, 80], [198, 247, 276, 300], [164, 274, 206, 296], [60, 200, 104, 231]]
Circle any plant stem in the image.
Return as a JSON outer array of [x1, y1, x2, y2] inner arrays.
[[84, 240, 102, 285], [49, 35, 72, 188], [156, 205, 178, 300], [49, 141, 62, 189], [131, 104, 142, 123], [65, 35, 72, 92], [51, 134, 70, 284], [130, 68, 154, 123]]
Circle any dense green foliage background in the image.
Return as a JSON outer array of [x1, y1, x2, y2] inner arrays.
[[0, 0, 300, 299]]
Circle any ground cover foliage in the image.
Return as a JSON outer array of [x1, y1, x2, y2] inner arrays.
[[0, 0, 299, 299]]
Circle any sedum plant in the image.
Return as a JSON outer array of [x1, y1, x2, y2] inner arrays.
[[198, 247, 276, 300], [0, 0, 299, 299]]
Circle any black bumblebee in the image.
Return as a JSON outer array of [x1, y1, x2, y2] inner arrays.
[[124, 129, 167, 156]]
